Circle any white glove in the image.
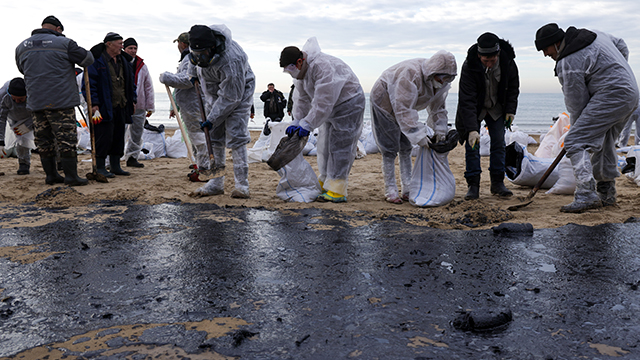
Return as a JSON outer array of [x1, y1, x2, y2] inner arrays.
[[417, 136, 431, 148], [468, 131, 480, 150], [158, 72, 167, 84], [0, 146, 6, 158]]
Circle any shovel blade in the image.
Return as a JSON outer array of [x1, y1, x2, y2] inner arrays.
[[507, 199, 533, 211], [192, 165, 225, 181], [86, 171, 109, 183], [267, 135, 308, 171]]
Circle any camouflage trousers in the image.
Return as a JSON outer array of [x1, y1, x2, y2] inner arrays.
[[32, 108, 78, 158]]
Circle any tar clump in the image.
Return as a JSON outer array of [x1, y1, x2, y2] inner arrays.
[[453, 309, 513, 332]]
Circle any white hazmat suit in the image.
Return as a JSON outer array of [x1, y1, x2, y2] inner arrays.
[[292, 37, 365, 199], [159, 52, 210, 171], [556, 28, 639, 211], [370, 51, 457, 203], [185, 24, 255, 198]]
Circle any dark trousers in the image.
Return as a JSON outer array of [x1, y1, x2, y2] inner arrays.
[[94, 106, 126, 158], [464, 113, 506, 178]]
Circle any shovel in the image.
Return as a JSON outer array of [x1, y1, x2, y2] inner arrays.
[[507, 147, 566, 211], [83, 68, 109, 183], [192, 78, 224, 178], [165, 85, 207, 182]]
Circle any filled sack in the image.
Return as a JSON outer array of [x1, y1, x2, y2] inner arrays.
[[535, 112, 570, 158], [545, 157, 576, 195], [138, 128, 166, 160], [276, 152, 322, 202], [505, 142, 559, 188], [409, 146, 456, 207], [165, 129, 188, 159]]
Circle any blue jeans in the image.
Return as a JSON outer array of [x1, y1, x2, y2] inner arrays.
[[464, 114, 506, 178]]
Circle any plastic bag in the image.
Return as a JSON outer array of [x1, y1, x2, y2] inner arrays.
[[276, 152, 322, 202], [546, 157, 576, 195], [535, 112, 570, 158], [409, 146, 456, 207], [138, 128, 166, 160], [76, 126, 91, 151], [165, 129, 188, 158], [505, 142, 559, 188]]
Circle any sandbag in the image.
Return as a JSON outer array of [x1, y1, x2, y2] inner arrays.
[[625, 146, 640, 186], [165, 129, 188, 158], [138, 128, 166, 160], [276, 152, 322, 203], [535, 112, 570, 158], [546, 157, 576, 195], [77, 125, 91, 151], [248, 131, 270, 163], [409, 146, 456, 207], [361, 126, 379, 154], [505, 142, 559, 188]]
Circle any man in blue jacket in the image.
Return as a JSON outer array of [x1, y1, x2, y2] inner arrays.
[[15, 15, 94, 186], [83, 32, 137, 178]]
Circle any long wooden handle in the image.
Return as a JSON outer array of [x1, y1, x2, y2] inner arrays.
[[83, 68, 97, 170], [525, 147, 567, 200], [165, 85, 196, 165], [192, 79, 215, 164]]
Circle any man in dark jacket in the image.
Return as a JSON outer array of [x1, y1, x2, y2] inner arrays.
[[83, 32, 137, 178], [15, 15, 94, 186], [455, 32, 519, 200], [535, 24, 639, 213], [259, 83, 286, 122]]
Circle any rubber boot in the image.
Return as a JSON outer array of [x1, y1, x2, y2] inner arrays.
[[596, 180, 616, 207], [399, 149, 412, 201], [464, 175, 480, 200], [231, 146, 250, 199], [560, 179, 602, 213], [490, 173, 513, 197], [60, 157, 88, 186], [109, 155, 130, 176], [41, 156, 64, 185], [96, 157, 115, 178], [382, 154, 401, 203], [126, 156, 144, 168], [561, 150, 603, 213], [17, 163, 30, 175]]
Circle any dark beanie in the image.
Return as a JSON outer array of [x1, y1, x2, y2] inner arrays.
[[42, 15, 63, 31], [104, 32, 123, 43], [477, 32, 500, 55], [8, 78, 26, 97], [123, 38, 138, 48], [279, 46, 303, 67], [535, 23, 565, 51], [189, 25, 215, 50]]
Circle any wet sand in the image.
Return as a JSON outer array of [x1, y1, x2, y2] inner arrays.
[[0, 130, 637, 230]]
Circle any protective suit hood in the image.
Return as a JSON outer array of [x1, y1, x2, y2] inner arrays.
[[420, 50, 457, 81], [209, 24, 232, 52], [301, 37, 322, 62], [556, 27, 596, 63]]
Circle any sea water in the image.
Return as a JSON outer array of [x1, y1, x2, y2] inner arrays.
[[147, 92, 567, 135]]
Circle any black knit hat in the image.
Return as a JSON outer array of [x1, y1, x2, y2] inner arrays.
[[123, 38, 138, 48], [189, 25, 216, 50], [535, 23, 565, 51], [8, 78, 26, 97], [279, 46, 303, 67], [104, 32, 123, 43], [42, 15, 63, 31], [477, 32, 500, 55]]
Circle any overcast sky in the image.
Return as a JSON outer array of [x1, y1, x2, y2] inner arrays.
[[4, 1, 640, 95]]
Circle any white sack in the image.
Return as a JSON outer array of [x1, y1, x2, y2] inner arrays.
[[138, 129, 166, 160], [276, 152, 322, 202], [409, 147, 456, 207], [535, 112, 570, 158], [165, 129, 188, 158], [546, 157, 576, 195], [505, 142, 559, 189]]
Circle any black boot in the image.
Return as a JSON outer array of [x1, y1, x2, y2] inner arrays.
[[17, 163, 30, 175], [126, 156, 144, 168], [109, 155, 130, 176], [60, 157, 88, 186], [490, 173, 513, 197], [96, 157, 115, 178], [41, 156, 64, 185], [464, 175, 480, 200]]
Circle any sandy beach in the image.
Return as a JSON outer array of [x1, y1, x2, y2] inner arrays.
[[0, 130, 638, 230]]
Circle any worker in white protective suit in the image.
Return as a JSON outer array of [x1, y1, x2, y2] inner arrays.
[[535, 24, 639, 213], [370, 50, 457, 204], [186, 24, 255, 199], [279, 38, 365, 203], [159, 31, 210, 173]]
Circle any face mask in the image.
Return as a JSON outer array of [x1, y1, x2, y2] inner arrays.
[[283, 64, 300, 79], [189, 47, 220, 68]]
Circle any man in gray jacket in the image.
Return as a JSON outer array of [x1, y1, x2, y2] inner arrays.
[[15, 15, 94, 186]]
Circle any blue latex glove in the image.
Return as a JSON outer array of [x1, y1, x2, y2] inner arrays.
[[286, 125, 310, 137], [200, 120, 212, 131]]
